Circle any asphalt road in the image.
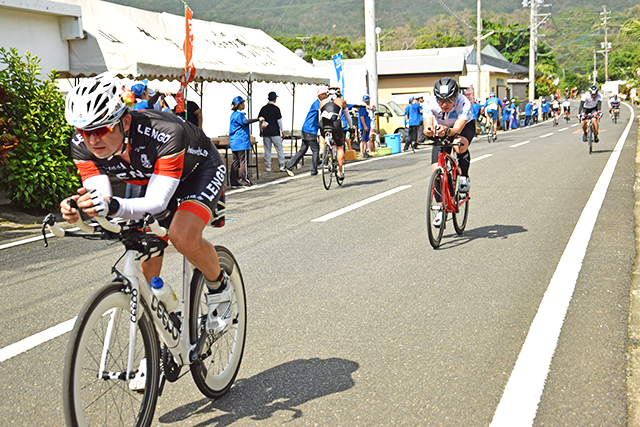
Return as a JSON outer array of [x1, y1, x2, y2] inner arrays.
[[0, 104, 637, 426]]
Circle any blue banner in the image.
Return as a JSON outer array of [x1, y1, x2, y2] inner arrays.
[[332, 53, 344, 97]]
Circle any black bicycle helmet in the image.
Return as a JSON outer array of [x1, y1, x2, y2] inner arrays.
[[433, 77, 459, 101], [589, 84, 598, 95]]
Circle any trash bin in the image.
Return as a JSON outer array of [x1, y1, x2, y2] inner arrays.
[[386, 133, 401, 154]]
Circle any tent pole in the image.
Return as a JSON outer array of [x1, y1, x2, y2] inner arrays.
[[291, 82, 296, 151]]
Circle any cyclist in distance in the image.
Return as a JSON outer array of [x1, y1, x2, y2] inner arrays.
[[578, 84, 603, 142], [423, 77, 474, 226], [551, 95, 561, 124], [483, 92, 502, 137], [319, 87, 352, 179], [562, 96, 571, 120], [608, 94, 621, 119], [60, 73, 231, 333]]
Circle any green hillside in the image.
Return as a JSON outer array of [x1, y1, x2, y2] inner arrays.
[[106, 0, 637, 38]]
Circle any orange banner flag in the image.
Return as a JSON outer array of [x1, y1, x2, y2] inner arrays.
[[175, 5, 195, 114]]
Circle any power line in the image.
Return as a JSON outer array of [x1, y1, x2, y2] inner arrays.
[[434, 0, 474, 30]]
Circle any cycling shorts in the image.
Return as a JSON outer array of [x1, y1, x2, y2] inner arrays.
[[431, 120, 475, 164], [582, 107, 598, 119], [165, 144, 226, 227], [323, 127, 345, 147], [486, 108, 498, 120]]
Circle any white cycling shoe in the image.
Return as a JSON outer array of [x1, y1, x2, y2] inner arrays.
[[206, 274, 232, 334], [432, 209, 443, 228], [458, 176, 470, 193]]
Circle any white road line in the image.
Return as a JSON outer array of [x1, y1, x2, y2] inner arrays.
[[0, 227, 81, 251], [311, 185, 411, 222], [471, 154, 493, 163], [0, 317, 77, 363], [558, 127, 568, 132], [510, 141, 531, 148], [490, 104, 635, 427], [540, 133, 554, 138], [572, 123, 580, 127]]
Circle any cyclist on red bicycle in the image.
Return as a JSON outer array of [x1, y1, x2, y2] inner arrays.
[[423, 77, 474, 226], [60, 73, 230, 333], [319, 87, 352, 179], [579, 84, 602, 143]]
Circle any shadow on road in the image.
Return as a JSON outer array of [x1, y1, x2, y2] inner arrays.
[[341, 178, 387, 188], [159, 357, 359, 426], [439, 223, 528, 249]]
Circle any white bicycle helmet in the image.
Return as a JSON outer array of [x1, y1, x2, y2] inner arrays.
[[65, 73, 129, 130]]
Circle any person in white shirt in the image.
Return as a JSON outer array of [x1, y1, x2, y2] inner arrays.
[[578, 84, 602, 143]]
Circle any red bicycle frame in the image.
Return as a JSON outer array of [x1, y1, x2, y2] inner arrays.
[[434, 142, 469, 214]]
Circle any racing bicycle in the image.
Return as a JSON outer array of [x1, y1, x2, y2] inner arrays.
[[485, 114, 497, 143], [44, 204, 247, 427], [563, 108, 571, 123], [425, 136, 470, 249], [321, 129, 345, 190], [612, 107, 620, 124], [581, 112, 598, 155]]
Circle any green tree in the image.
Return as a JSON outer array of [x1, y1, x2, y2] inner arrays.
[[415, 30, 466, 49], [274, 35, 365, 62], [0, 48, 80, 210]]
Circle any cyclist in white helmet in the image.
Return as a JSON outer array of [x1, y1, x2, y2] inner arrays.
[[578, 84, 602, 143], [423, 77, 474, 227], [61, 72, 231, 334]]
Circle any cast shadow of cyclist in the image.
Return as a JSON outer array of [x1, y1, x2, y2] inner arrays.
[[159, 357, 359, 426], [438, 224, 528, 249]]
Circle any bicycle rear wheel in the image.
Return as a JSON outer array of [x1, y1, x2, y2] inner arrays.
[[190, 246, 247, 399], [322, 144, 333, 190], [452, 186, 469, 235], [63, 282, 160, 427], [427, 168, 446, 249], [614, 112, 618, 124]]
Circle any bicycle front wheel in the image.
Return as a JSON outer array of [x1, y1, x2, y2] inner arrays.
[[588, 123, 593, 154], [452, 187, 469, 235], [190, 246, 247, 399], [427, 169, 446, 249], [322, 144, 333, 190], [63, 282, 160, 427]]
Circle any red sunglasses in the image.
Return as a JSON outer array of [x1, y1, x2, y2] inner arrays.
[[78, 125, 114, 139]]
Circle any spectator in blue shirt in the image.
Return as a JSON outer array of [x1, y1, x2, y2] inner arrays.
[[404, 98, 423, 151], [285, 87, 328, 176], [131, 79, 169, 111], [532, 102, 539, 124], [502, 100, 512, 131], [524, 100, 533, 126], [404, 96, 413, 142], [359, 95, 372, 158], [229, 96, 264, 187], [541, 98, 550, 121]]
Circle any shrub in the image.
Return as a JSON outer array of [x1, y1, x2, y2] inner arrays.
[[0, 47, 80, 211]]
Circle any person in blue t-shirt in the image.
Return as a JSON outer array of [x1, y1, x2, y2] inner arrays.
[[359, 95, 372, 158], [131, 79, 170, 111], [229, 96, 264, 187], [502, 100, 512, 131], [532, 102, 539, 124], [404, 98, 423, 151], [285, 87, 329, 176], [541, 98, 550, 121], [524, 100, 533, 126], [404, 97, 413, 143]]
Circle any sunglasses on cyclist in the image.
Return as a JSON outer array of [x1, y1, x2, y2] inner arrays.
[[437, 97, 456, 105], [77, 125, 114, 139]]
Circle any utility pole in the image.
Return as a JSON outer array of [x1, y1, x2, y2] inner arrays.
[[364, 0, 378, 108], [476, 0, 482, 100], [526, 0, 551, 101], [528, 0, 536, 102], [600, 6, 610, 81], [593, 49, 597, 84]]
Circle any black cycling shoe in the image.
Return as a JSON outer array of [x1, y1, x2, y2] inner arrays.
[[594, 134, 599, 143], [582, 133, 587, 142]]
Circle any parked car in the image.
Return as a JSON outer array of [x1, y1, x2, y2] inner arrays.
[[376, 99, 406, 144]]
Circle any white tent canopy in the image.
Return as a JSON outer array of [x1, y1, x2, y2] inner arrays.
[[59, 0, 328, 85]]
